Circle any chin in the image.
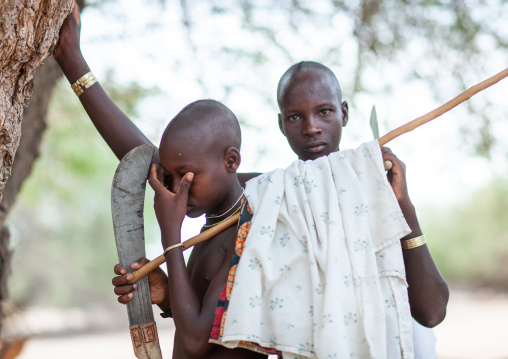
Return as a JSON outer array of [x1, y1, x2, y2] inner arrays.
[[186, 209, 204, 218], [300, 153, 325, 162]]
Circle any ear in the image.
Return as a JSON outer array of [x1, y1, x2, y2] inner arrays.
[[278, 114, 286, 136], [224, 147, 241, 173], [341, 101, 349, 127]]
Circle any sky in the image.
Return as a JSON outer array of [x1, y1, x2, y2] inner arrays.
[[77, 0, 508, 256]]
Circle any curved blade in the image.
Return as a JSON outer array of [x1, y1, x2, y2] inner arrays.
[[111, 144, 162, 359]]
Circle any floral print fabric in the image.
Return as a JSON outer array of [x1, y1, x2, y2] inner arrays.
[[213, 141, 414, 359]]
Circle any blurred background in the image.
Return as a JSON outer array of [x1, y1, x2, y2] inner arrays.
[[2, 0, 508, 358]]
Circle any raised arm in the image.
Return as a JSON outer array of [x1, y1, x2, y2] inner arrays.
[[148, 165, 235, 357], [54, 3, 158, 162], [382, 147, 449, 328]]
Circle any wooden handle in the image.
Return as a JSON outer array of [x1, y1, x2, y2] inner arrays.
[[384, 160, 393, 171], [378, 68, 508, 146], [128, 213, 241, 284]]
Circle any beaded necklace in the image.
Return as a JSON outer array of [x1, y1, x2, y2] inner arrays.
[[205, 188, 244, 219], [202, 206, 241, 228]]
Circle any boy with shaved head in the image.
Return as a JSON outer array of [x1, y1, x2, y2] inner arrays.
[[114, 99, 266, 359]]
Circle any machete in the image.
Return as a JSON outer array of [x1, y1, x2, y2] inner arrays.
[[111, 144, 162, 359], [370, 105, 393, 171]]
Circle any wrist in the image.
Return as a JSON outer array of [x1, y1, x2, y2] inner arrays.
[[158, 295, 171, 312], [160, 228, 181, 249], [396, 192, 411, 206], [55, 50, 90, 83]]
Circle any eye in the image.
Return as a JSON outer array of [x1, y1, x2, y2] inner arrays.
[[320, 109, 331, 115], [163, 174, 173, 190], [287, 115, 301, 122]]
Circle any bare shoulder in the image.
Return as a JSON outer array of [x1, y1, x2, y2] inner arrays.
[[238, 172, 261, 188]]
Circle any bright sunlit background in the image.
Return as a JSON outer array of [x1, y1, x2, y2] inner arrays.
[[5, 1, 508, 358]]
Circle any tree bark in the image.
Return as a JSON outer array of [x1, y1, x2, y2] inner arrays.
[[0, 0, 73, 202], [0, 0, 73, 337]]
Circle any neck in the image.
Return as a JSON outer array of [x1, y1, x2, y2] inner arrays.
[[204, 181, 244, 227]]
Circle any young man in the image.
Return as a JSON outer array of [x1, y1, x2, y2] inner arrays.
[[276, 61, 448, 328], [207, 62, 447, 358], [274, 61, 447, 358], [114, 99, 266, 359]]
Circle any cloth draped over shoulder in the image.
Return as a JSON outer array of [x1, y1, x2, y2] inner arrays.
[[209, 141, 414, 359]]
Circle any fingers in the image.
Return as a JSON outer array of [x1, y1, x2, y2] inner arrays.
[[380, 147, 405, 170], [148, 164, 167, 193], [157, 166, 168, 190], [112, 271, 139, 304], [114, 282, 138, 296], [114, 264, 126, 275], [117, 292, 135, 304], [131, 257, 150, 269]]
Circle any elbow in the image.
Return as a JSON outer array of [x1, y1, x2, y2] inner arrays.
[[414, 306, 447, 328], [180, 333, 214, 358], [413, 284, 450, 328]]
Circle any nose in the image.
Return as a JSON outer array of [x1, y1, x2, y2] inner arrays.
[[302, 116, 322, 137]]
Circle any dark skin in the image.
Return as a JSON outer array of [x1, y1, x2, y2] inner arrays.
[[56, 6, 260, 357], [277, 66, 449, 327], [115, 131, 266, 359], [53, 3, 258, 187], [56, 2, 445, 340]]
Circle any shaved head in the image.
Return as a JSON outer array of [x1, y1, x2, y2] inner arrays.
[[277, 61, 342, 108], [161, 99, 241, 155]]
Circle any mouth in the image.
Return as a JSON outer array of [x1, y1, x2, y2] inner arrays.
[[304, 140, 327, 154]]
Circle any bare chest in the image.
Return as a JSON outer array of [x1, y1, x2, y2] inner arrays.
[[186, 231, 231, 299]]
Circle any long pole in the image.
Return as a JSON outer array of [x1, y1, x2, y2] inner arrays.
[[378, 68, 508, 146]]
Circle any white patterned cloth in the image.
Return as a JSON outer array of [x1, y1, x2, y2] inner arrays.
[[219, 141, 414, 358]]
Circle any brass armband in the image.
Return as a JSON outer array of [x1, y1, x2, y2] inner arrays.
[[71, 71, 97, 96], [401, 234, 426, 250]]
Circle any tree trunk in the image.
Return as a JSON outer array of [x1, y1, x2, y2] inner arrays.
[[0, 0, 73, 201], [0, 0, 73, 339]]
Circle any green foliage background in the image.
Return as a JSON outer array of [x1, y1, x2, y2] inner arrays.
[[9, 69, 508, 308], [423, 177, 508, 290], [6, 0, 508, 309], [9, 75, 160, 308]]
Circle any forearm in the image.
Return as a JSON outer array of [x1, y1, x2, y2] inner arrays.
[[56, 50, 158, 162], [163, 231, 216, 356], [399, 198, 449, 327]]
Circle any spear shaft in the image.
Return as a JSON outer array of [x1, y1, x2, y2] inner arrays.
[[378, 68, 508, 146]]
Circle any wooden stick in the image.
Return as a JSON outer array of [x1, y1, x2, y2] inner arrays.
[[127, 69, 508, 284], [378, 68, 508, 146], [128, 213, 241, 284]]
